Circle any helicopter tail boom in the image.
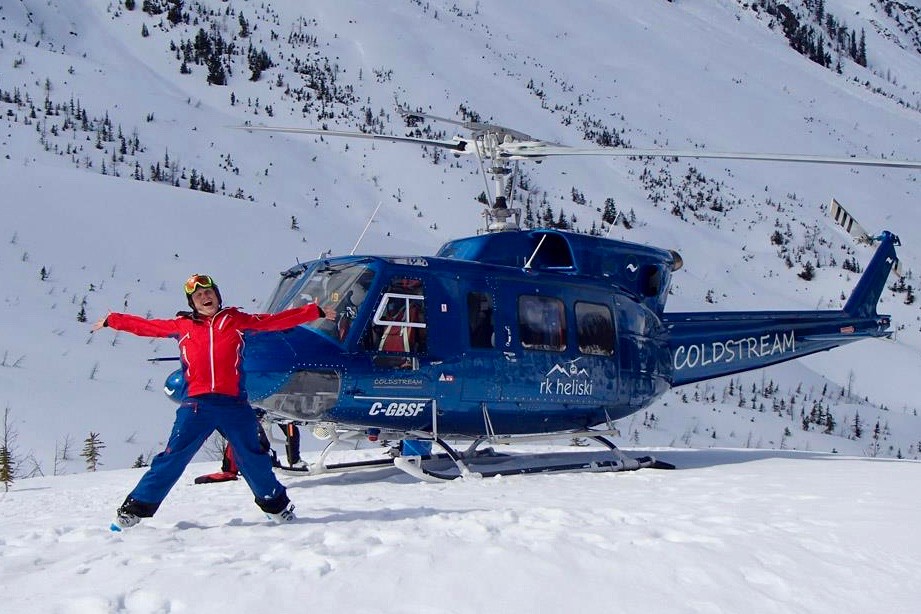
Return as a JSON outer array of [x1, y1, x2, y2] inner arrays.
[[663, 232, 899, 387]]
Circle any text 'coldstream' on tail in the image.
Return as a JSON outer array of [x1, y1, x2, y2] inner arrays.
[[663, 231, 899, 387]]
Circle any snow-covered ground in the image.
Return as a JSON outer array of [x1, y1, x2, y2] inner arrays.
[[2, 448, 918, 613]]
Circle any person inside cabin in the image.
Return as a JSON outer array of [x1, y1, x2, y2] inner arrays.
[[379, 300, 418, 353], [373, 279, 426, 365]]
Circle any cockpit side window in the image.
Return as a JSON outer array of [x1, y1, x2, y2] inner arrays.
[[274, 263, 374, 343], [265, 266, 310, 312]]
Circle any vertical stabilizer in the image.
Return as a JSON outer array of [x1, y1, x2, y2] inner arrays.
[[843, 231, 899, 318]]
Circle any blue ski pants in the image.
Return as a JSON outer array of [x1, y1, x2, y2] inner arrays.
[[124, 394, 289, 516]]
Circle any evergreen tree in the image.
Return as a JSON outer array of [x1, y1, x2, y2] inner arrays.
[[524, 203, 534, 228], [248, 47, 273, 82], [870, 419, 882, 456], [167, 0, 183, 25], [0, 442, 12, 491], [556, 208, 568, 230], [194, 29, 212, 63], [602, 197, 617, 224], [857, 28, 867, 66], [798, 261, 815, 281], [207, 57, 227, 86], [852, 410, 863, 439], [81, 432, 105, 472], [142, 0, 162, 15], [824, 411, 836, 435], [1, 407, 16, 492]]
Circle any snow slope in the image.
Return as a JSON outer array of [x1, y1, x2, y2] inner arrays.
[[0, 0, 919, 531]]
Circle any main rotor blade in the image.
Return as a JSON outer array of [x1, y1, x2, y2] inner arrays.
[[499, 144, 921, 169], [234, 125, 468, 152], [235, 124, 921, 169]]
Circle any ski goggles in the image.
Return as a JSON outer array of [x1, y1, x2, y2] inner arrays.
[[184, 274, 215, 295]]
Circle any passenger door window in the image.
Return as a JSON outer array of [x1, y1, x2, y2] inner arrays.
[[518, 295, 566, 351], [575, 301, 615, 356], [467, 292, 494, 349]]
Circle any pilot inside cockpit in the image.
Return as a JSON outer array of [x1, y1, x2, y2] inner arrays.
[[280, 264, 375, 343]]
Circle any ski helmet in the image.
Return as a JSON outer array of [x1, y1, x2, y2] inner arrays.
[[183, 273, 222, 310]]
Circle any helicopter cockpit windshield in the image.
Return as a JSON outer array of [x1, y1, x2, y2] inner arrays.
[[268, 262, 375, 343]]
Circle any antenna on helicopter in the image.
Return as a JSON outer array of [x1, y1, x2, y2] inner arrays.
[[351, 200, 383, 255]]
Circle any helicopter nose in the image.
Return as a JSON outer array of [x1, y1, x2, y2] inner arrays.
[[243, 327, 342, 421]]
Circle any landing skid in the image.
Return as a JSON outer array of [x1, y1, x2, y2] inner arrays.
[[267, 422, 400, 477], [394, 435, 675, 483], [276, 455, 399, 476], [274, 444, 500, 477], [272, 426, 674, 482], [272, 427, 464, 477]]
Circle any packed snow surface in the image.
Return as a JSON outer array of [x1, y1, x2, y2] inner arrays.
[[1, 448, 919, 614]]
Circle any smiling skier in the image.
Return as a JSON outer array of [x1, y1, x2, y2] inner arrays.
[[92, 273, 323, 530]]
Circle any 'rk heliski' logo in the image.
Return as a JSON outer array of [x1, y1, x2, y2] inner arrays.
[[540, 358, 593, 396]]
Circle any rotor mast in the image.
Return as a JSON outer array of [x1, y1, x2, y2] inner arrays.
[[476, 131, 521, 232], [400, 109, 525, 233]]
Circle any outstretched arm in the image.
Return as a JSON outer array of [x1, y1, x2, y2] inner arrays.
[[93, 312, 183, 338], [238, 303, 325, 332]]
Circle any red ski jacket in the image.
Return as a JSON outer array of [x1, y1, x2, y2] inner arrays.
[[105, 305, 323, 398]]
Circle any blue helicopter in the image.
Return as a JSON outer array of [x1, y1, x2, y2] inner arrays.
[[167, 113, 915, 481]]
